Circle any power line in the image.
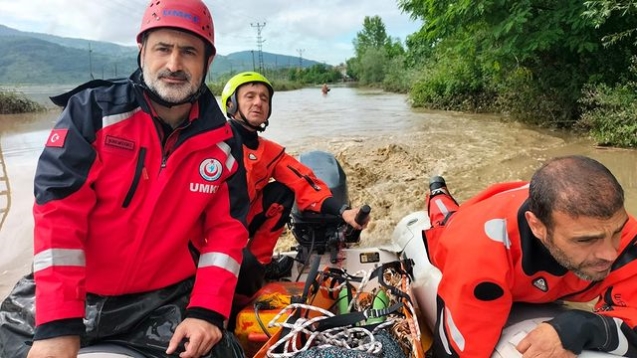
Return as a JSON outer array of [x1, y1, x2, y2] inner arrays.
[[251, 22, 266, 73]]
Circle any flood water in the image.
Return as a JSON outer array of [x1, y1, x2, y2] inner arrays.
[[0, 85, 635, 297]]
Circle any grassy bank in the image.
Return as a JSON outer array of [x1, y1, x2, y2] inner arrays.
[[0, 90, 46, 114]]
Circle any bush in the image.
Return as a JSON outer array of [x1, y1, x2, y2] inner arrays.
[[494, 67, 578, 128], [409, 53, 492, 112], [382, 55, 413, 93], [0, 90, 45, 114], [577, 83, 637, 148]]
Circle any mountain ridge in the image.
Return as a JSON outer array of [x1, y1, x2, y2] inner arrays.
[[0, 24, 323, 85]]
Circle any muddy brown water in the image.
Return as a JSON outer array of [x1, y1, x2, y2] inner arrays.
[[0, 85, 635, 297]]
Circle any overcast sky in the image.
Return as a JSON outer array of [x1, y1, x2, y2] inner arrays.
[[0, 0, 422, 66]]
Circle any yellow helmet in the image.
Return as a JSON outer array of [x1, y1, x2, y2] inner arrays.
[[221, 71, 274, 119]]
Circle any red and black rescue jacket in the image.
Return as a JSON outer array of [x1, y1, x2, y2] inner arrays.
[[32, 72, 249, 338]]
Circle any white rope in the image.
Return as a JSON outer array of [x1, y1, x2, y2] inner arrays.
[[266, 303, 387, 357], [264, 264, 418, 357], [346, 269, 374, 313]]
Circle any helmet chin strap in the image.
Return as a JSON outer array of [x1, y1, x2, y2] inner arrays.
[[238, 109, 268, 132]]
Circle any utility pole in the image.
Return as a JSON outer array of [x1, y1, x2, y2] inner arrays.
[[251, 22, 266, 72], [251, 50, 256, 71], [88, 42, 94, 80], [296, 49, 305, 69]]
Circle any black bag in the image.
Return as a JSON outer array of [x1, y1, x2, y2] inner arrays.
[[0, 273, 244, 358]]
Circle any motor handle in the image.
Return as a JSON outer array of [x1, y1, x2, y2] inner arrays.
[[343, 204, 371, 243]]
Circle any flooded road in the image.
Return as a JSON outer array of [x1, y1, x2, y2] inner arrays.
[[0, 85, 635, 297]]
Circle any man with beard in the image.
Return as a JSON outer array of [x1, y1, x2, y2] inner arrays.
[[0, 1, 249, 357], [424, 155, 637, 357]]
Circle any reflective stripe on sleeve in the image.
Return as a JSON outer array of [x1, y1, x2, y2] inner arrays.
[[445, 306, 466, 352], [33, 248, 86, 273], [610, 317, 629, 356], [216, 142, 235, 170], [197, 252, 240, 277]]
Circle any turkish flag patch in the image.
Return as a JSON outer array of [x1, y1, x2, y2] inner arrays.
[[45, 129, 69, 148]]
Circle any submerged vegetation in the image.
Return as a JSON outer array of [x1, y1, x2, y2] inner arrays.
[[0, 90, 45, 114], [345, 1, 637, 148]]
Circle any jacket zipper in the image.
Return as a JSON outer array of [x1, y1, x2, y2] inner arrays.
[[122, 147, 147, 208], [159, 121, 191, 170]]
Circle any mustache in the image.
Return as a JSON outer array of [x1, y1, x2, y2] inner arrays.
[[584, 259, 613, 268], [158, 70, 190, 81]]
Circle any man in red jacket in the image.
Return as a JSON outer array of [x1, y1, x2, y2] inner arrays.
[[424, 155, 637, 357], [220, 72, 369, 301], [0, 1, 249, 357]]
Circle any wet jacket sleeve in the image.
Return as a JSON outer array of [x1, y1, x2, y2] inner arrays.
[[188, 136, 249, 320], [271, 152, 333, 212], [32, 92, 101, 337], [430, 235, 514, 357], [548, 220, 637, 356]]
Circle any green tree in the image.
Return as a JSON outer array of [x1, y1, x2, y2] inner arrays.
[[358, 47, 388, 85], [353, 16, 389, 58], [287, 64, 342, 84], [584, 0, 637, 45], [398, 0, 636, 125], [348, 15, 406, 87]]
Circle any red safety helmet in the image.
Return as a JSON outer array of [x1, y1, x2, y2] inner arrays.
[[137, 0, 215, 56]]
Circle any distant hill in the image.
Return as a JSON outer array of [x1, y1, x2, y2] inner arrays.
[[0, 25, 138, 57], [0, 25, 323, 85]]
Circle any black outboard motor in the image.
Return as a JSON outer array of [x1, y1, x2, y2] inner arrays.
[[289, 150, 354, 264]]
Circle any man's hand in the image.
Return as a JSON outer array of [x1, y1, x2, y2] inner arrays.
[[27, 335, 80, 358], [516, 322, 576, 358], [342, 207, 370, 230], [167, 318, 222, 358]]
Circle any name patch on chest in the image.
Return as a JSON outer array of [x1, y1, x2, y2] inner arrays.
[[105, 135, 135, 151]]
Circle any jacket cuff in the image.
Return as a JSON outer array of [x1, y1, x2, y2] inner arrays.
[[546, 309, 614, 354], [34, 318, 84, 341], [186, 307, 225, 329], [321, 197, 342, 216]]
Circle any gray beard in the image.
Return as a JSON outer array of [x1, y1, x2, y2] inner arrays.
[[142, 67, 200, 104]]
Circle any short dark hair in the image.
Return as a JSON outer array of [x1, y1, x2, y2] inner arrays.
[[528, 155, 624, 229]]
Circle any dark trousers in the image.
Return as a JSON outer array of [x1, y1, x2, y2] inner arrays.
[[0, 273, 244, 358]]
